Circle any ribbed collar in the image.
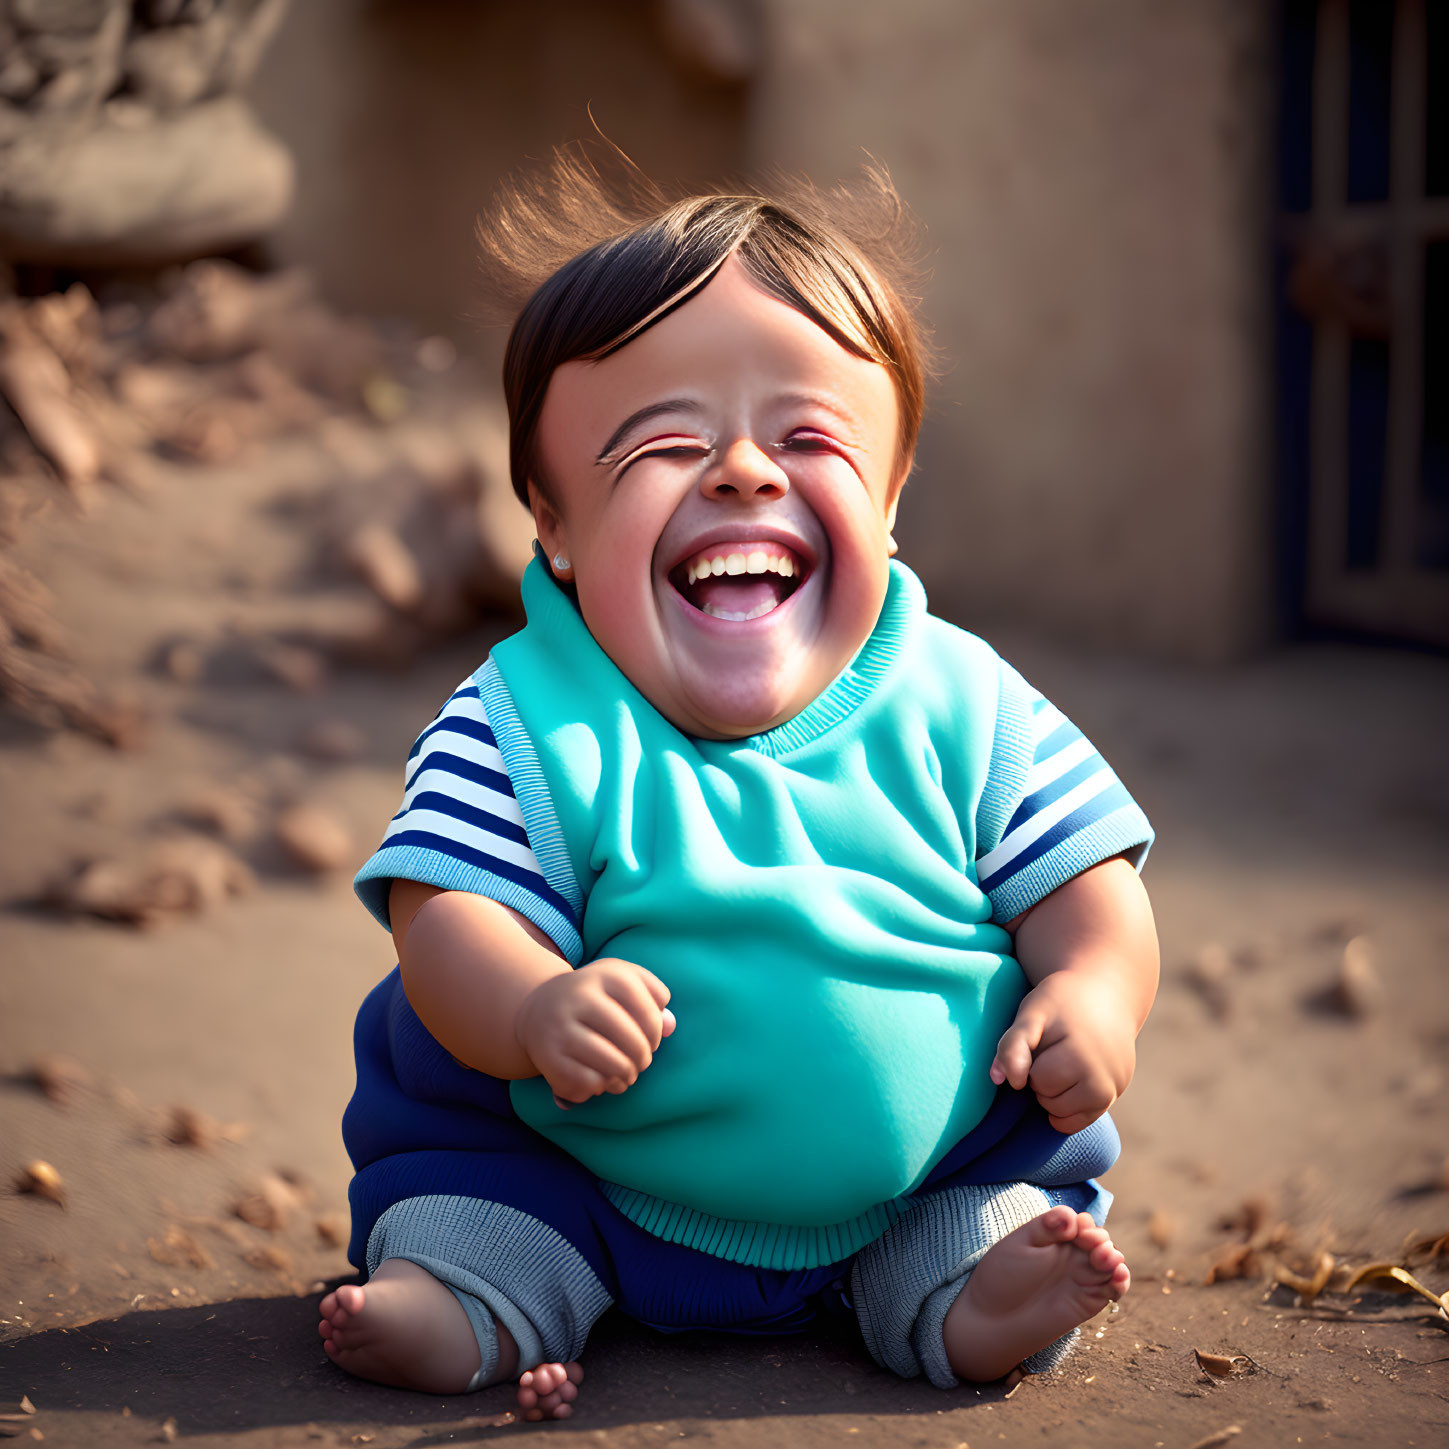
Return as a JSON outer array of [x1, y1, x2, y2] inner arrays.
[[517, 552, 925, 758]]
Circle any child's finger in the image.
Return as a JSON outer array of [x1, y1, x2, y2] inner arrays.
[[1034, 1072, 1115, 1126], [604, 970, 674, 1049], [562, 1025, 641, 1086], [991, 1012, 1045, 1091], [576, 996, 656, 1071], [1022, 1042, 1083, 1099], [628, 965, 672, 1011]]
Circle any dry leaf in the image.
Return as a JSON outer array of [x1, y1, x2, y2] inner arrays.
[[1333, 935, 1380, 1017], [1342, 1262, 1449, 1311], [164, 1105, 219, 1149], [274, 804, 353, 873], [1404, 1230, 1449, 1265], [28, 1054, 90, 1106], [241, 1242, 293, 1275], [48, 837, 252, 927], [232, 1174, 301, 1233], [1217, 1195, 1271, 1240], [1272, 1249, 1335, 1301], [1204, 1242, 1260, 1285], [15, 1161, 65, 1207], [1194, 1349, 1258, 1378], [147, 1226, 213, 1270], [1147, 1208, 1174, 1249], [343, 523, 422, 612], [314, 1212, 348, 1248], [1187, 1429, 1242, 1449]]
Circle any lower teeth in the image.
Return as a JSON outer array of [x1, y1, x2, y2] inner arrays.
[[701, 598, 777, 622]]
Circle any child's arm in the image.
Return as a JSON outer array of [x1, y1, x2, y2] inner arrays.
[[390, 880, 674, 1103], [988, 856, 1159, 1134]]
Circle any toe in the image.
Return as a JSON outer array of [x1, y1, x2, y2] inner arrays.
[[336, 1284, 365, 1315], [318, 1318, 332, 1340], [1088, 1241, 1122, 1272], [319, 1291, 338, 1317], [566, 1362, 584, 1386], [1031, 1206, 1078, 1244]]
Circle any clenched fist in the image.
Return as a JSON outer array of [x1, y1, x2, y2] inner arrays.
[[515, 957, 675, 1107], [989, 969, 1137, 1135]]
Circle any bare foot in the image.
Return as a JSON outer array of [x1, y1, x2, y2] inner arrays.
[[318, 1258, 501, 1393], [941, 1206, 1130, 1382], [517, 1361, 585, 1421]]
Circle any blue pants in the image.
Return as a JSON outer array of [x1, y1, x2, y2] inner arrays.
[[344, 969, 1119, 1382]]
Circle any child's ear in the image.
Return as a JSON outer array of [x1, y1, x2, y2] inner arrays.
[[884, 464, 910, 557], [526, 481, 573, 581]]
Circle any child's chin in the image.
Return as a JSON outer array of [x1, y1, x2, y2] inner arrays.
[[675, 670, 808, 738]]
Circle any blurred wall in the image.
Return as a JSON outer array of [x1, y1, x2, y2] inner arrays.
[[250, 0, 750, 345], [253, 0, 1277, 663], [750, 0, 1277, 661]]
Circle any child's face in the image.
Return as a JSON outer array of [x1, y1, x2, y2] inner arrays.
[[530, 255, 904, 740]]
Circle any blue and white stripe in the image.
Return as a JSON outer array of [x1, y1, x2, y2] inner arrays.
[[357, 659, 1150, 952], [976, 676, 1152, 923], [353, 679, 580, 954]]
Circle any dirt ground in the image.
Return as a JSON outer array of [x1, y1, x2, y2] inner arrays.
[[2, 400, 1447, 1448]]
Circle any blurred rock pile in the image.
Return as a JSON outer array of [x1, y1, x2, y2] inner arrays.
[[0, 256, 532, 748], [0, 0, 293, 266]]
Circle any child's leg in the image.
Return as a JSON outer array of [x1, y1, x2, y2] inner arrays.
[[850, 1182, 1130, 1388], [319, 1195, 612, 1419]]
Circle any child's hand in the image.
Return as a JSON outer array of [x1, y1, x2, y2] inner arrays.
[[988, 970, 1137, 1134], [515, 958, 676, 1108]]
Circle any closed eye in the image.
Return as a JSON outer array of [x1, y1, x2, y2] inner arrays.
[[780, 431, 845, 455], [616, 440, 712, 477]]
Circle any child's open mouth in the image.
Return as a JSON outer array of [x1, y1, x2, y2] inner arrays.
[[668, 540, 807, 622]]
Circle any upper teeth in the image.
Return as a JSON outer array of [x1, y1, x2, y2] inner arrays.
[[685, 549, 797, 585]]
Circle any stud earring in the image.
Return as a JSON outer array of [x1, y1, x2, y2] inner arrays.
[[553, 554, 571, 572]]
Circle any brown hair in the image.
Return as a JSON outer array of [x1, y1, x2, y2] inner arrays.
[[476, 145, 936, 508]]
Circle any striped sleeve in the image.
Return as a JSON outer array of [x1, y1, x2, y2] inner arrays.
[[974, 660, 1154, 924], [352, 676, 578, 953]]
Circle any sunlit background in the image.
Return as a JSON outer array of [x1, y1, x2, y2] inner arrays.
[[0, 3, 1445, 1444]]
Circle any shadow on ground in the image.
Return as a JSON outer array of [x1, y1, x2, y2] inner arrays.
[[5, 1288, 990, 1439]]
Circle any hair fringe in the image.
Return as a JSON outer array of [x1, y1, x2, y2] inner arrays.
[[476, 141, 938, 379]]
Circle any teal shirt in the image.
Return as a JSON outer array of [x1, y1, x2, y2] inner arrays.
[[475, 558, 1027, 1270]]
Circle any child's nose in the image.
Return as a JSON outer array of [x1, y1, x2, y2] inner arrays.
[[700, 438, 789, 502]]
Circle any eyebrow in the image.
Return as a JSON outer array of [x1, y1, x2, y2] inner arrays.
[[776, 392, 861, 431], [595, 398, 704, 466]]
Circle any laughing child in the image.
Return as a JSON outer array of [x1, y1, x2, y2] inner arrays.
[[319, 155, 1159, 1420]]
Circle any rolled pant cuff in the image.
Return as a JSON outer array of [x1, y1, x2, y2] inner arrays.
[[366, 1195, 613, 1390], [853, 1182, 1091, 1390]]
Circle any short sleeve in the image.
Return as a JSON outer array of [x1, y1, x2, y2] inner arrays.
[[974, 659, 1154, 924], [352, 676, 579, 955]]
